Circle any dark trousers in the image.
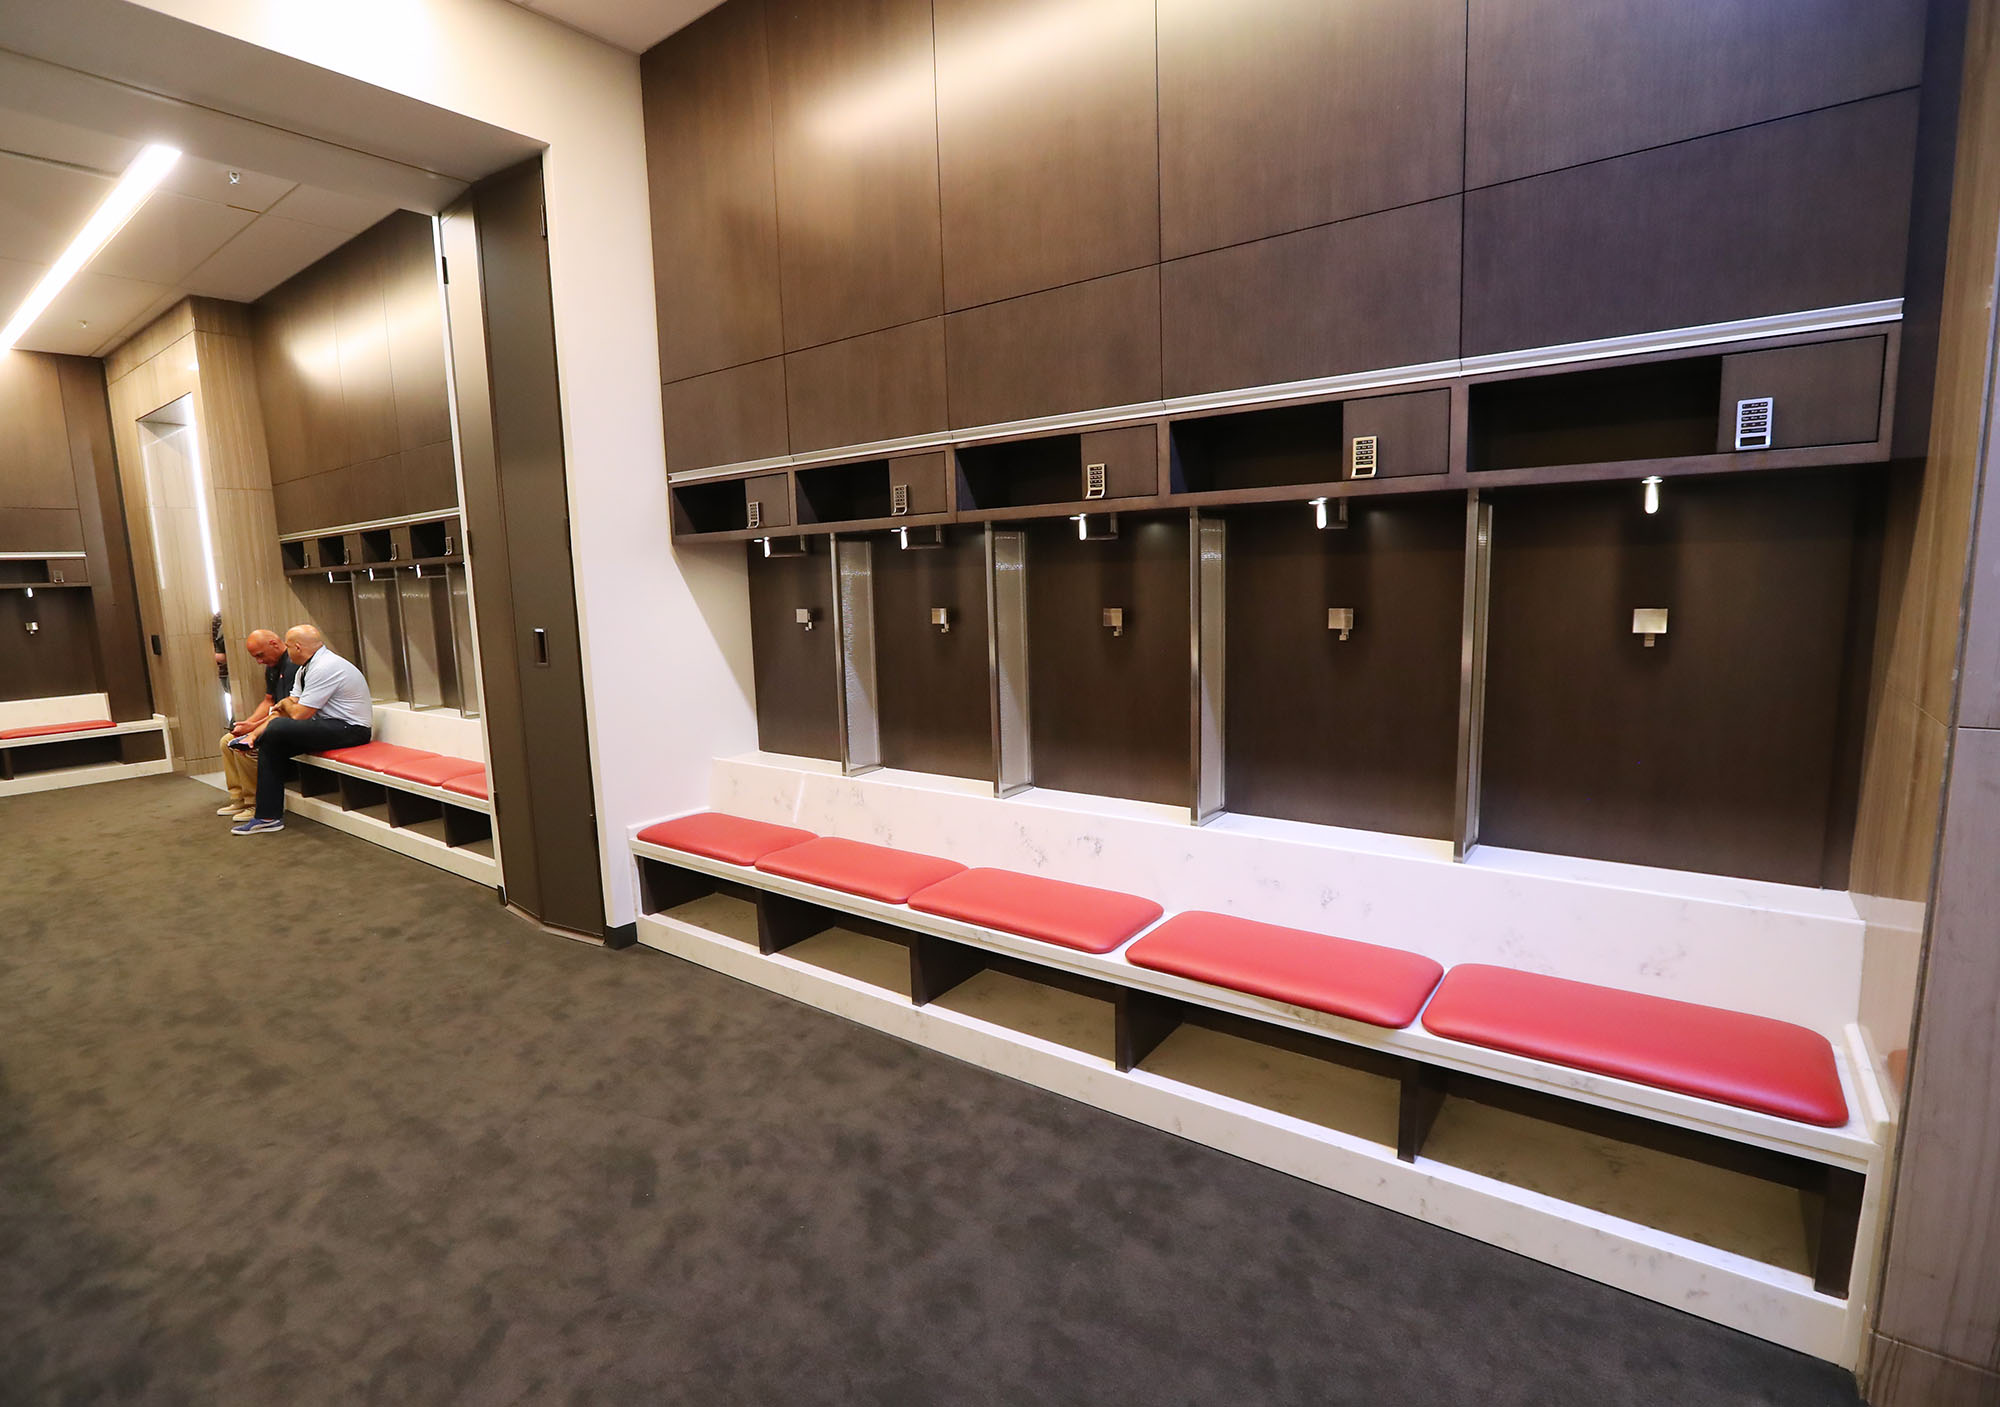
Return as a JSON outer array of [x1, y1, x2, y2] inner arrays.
[[254, 717, 371, 819]]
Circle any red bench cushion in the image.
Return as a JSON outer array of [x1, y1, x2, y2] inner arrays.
[[1421, 964, 1848, 1127], [0, 719, 114, 740], [907, 868, 1162, 954], [755, 836, 965, 904], [1126, 912, 1444, 1028], [636, 812, 817, 867], [377, 754, 486, 788], [316, 741, 434, 773], [442, 767, 489, 800]]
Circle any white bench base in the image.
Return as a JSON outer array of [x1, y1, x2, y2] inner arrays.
[[0, 718, 172, 799], [633, 873, 1886, 1367]]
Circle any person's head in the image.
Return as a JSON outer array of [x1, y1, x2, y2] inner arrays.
[[283, 624, 325, 666], [244, 629, 285, 668]]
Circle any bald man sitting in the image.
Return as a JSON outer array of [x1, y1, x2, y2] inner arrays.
[[230, 625, 374, 836], [215, 629, 299, 820]]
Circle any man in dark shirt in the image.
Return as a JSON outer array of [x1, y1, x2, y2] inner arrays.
[[216, 629, 299, 820]]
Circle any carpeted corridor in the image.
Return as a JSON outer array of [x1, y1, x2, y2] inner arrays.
[[0, 775, 1865, 1406]]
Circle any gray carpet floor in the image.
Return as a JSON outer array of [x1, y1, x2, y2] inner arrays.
[[0, 774, 1866, 1406]]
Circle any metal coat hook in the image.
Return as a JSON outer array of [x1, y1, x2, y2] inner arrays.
[[931, 607, 951, 634], [796, 606, 817, 632], [1327, 607, 1354, 641], [1102, 607, 1125, 637]]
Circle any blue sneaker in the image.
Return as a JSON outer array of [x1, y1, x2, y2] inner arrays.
[[231, 818, 284, 835]]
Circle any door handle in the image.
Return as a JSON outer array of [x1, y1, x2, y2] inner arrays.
[[532, 628, 549, 666]]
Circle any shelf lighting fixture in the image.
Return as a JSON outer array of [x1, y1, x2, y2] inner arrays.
[[1642, 475, 1663, 515], [0, 144, 181, 352]]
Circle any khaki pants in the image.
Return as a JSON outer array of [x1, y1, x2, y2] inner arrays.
[[219, 732, 258, 809]]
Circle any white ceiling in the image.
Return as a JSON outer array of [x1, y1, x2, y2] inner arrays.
[[507, 0, 727, 54], [0, 105, 401, 358]]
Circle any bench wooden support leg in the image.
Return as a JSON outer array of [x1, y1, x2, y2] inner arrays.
[[0, 748, 13, 782], [756, 891, 836, 955], [637, 860, 713, 916], [1813, 1167, 1866, 1297], [1115, 989, 1183, 1073], [910, 934, 984, 1006], [1398, 1064, 1449, 1163]]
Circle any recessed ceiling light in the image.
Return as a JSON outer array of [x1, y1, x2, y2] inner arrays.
[[0, 143, 181, 353]]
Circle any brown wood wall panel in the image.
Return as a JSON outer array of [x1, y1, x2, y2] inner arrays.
[[0, 350, 80, 514], [871, 527, 992, 779], [0, 592, 97, 702], [945, 266, 1161, 429], [1466, 0, 1927, 188], [0, 508, 85, 552], [642, 0, 786, 382], [1223, 499, 1465, 838], [1025, 513, 1190, 807], [250, 210, 455, 533], [767, 0, 944, 351], [1867, 1336, 2000, 1407], [934, 0, 1159, 309], [1157, 0, 1466, 259], [1163, 198, 1462, 398], [1875, 724, 2000, 1368], [784, 318, 947, 452], [747, 538, 842, 760], [1462, 93, 1921, 356], [55, 356, 151, 721], [662, 357, 789, 471], [1479, 472, 1874, 886]]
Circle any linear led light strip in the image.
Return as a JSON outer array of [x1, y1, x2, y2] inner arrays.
[[0, 143, 181, 353]]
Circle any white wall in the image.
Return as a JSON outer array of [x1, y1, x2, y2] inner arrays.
[[123, 0, 759, 925]]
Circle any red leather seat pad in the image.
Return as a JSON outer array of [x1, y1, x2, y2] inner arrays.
[[1421, 964, 1849, 1127], [1127, 912, 1443, 1028], [755, 836, 965, 903], [0, 719, 114, 740], [442, 768, 489, 800], [636, 812, 817, 867], [907, 868, 1162, 954], [378, 754, 486, 788], [316, 742, 437, 773]]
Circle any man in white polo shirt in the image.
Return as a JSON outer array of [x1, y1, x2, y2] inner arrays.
[[231, 624, 374, 835]]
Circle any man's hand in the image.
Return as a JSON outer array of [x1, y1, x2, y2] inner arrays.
[[231, 719, 256, 737]]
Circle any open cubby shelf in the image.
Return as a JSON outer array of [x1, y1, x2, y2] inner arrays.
[[1470, 357, 1723, 473], [796, 459, 896, 524], [1171, 402, 1345, 494], [956, 435, 1085, 512], [673, 479, 749, 535]]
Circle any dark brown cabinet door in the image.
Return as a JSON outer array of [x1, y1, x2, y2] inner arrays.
[[744, 474, 794, 530], [766, 0, 944, 350], [0, 352, 79, 512], [443, 161, 605, 936], [946, 267, 1161, 429], [934, 0, 1159, 309], [1479, 471, 1876, 886], [642, 0, 785, 382], [1716, 336, 1887, 451], [661, 358, 790, 472], [1163, 199, 1461, 398], [872, 528, 993, 779], [1224, 499, 1465, 838], [1463, 92, 1920, 356], [1344, 390, 1452, 479], [784, 319, 947, 453], [1157, 0, 1465, 259], [1466, 0, 1927, 187], [1026, 513, 1191, 807], [1080, 425, 1162, 501], [747, 539, 842, 760]]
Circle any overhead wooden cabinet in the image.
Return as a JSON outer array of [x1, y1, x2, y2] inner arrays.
[[934, 0, 1159, 308], [945, 267, 1161, 429], [1157, 0, 1466, 258], [1162, 199, 1461, 399], [784, 319, 948, 453], [641, 0, 785, 383], [661, 358, 789, 473], [1462, 92, 1921, 356], [766, 0, 943, 350], [1466, 0, 1928, 187]]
